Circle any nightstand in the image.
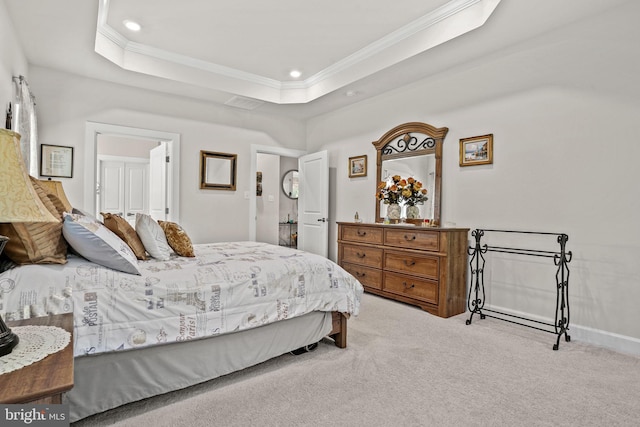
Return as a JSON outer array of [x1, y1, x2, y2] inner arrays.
[[0, 313, 74, 404]]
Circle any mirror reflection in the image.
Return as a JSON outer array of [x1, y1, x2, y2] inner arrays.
[[200, 150, 237, 190], [282, 170, 299, 199], [379, 154, 436, 220]]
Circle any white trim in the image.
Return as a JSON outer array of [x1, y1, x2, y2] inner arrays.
[[95, 0, 501, 104], [249, 145, 306, 241], [481, 304, 640, 356], [84, 122, 180, 223]]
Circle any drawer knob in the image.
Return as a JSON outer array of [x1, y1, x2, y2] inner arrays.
[[357, 230, 367, 236], [356, 272, 366, 278], [404, 234, 417, 241], [356, 252, 366, 258], [403, 282, 416, 290], [404, 260, 416, 267]]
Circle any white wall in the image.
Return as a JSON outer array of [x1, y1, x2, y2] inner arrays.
[[307, 5, 640, 353], [27, 66, 306, 244], [0, 0, 27, 125]]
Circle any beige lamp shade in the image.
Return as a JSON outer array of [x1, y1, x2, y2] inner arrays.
[[37, 179, 73, 213], [0, 128, 58, 223]]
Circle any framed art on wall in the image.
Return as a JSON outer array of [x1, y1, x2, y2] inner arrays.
[[459, 134, 493, 167], [348, 155, 367, 177], [40, 144, 74, 178]]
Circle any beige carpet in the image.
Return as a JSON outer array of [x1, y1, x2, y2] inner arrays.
[[73, 293, 640, 426]]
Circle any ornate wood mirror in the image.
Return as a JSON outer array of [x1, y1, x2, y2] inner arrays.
[[373, 122, 448, 225], [199, 150, 237, 190]]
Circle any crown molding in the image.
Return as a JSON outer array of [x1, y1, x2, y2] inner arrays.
[[95, 0, 500, 104]]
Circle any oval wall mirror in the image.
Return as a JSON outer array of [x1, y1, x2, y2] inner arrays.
[[282, 170, 299, 199]]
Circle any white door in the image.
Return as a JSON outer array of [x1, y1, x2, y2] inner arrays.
[[100, 160, 124, 216], [124, 162, 149, 225], [149, 144, 167, 221], [298, 150, 329, 257], [99, 158, 149, 225]]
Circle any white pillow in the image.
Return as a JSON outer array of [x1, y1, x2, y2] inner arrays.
[[62, 213, 141, 275], [135, 213, 172, 260]]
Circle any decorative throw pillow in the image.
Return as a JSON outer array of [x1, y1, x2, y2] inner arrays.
[[0, 177, 67, 265], [135, 213, 172, 261], [158, 221, 195, 257], [62, 213, 140, 275], [101, 212, 148, 260]]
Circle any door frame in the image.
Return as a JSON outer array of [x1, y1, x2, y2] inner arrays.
[[249, 144, 306, 241], [84, 122, 181, 223]]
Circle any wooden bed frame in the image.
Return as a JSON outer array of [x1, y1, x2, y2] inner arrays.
[[330, 312, 348, 348]]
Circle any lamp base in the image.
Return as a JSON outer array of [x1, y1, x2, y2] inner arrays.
[[0, 329, 19, 357]]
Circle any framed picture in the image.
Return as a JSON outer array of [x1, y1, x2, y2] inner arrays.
[[348, 155, 367, 178], [459, 134, 493, 167], [40, 144, 74, 178]]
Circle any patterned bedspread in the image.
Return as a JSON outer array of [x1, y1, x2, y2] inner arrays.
[[0, 242, 363, 357]]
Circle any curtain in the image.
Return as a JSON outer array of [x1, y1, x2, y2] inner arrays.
[[14, 77, 38, 176]]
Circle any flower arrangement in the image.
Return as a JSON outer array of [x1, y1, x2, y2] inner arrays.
[[377, 175, 402, 204], [376, 175, 427, 206], [401, 176, 428, 206]]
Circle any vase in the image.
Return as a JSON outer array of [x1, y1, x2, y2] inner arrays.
[[406, 205, 420, 219], [387, 203, 401, 220]]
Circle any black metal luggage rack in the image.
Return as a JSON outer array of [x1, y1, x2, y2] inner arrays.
[[465, 229, 572, 350]]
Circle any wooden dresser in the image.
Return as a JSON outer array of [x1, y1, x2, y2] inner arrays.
[[337, 222, 469, 318]]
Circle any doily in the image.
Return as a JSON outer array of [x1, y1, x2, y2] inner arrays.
[[0, 325, 71, 375]]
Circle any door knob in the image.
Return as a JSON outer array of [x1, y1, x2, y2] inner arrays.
[[317, 218, 327, 222]]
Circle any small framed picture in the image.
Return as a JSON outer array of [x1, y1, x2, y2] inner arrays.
[[348, 155, 367, 178], [40, 144, 74, 178], [459, 134, 493, 167]]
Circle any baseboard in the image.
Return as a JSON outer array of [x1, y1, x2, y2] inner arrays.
[[480, 305, 640, 357]]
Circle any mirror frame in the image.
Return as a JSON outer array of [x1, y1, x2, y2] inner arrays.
[[281, 169, 299, 199], [199, 150, 237, 190], [373, 122, 448, 225]]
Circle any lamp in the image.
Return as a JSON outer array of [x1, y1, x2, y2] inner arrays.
[[37, 179, 73, 213], [0, 128, 58, 357]]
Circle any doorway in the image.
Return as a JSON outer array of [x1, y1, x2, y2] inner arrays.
[[249, 145, 306, 242], [84, 122, 181, 223]]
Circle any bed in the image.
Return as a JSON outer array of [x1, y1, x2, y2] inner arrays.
[[0, 241, 363, 422]]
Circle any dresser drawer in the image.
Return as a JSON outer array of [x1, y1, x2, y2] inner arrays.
[[383, 272, 439, 304], [340, 225, 384, 244], [384, 229, 439, 252], [384, 251, 439, 280], [340, 244, 383, 268], [341, 262, 383, 290]]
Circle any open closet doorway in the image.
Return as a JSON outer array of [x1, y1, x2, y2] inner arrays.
[[84, 122, 181, 223], [97, 135, 155, 225]]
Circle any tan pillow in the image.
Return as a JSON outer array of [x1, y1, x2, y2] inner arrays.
[[0, 177, 67, 265], [101, 212, 148, 260], [158, 220, 195, 257]]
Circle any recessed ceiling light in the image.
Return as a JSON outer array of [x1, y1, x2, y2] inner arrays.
[[289, 70, 302, 79], [123, 20, 141, 32]]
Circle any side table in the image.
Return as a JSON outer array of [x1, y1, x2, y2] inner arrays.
[[0, 313, 74, 404]]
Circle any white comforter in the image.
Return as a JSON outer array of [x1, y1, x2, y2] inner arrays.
[[0, 242, 363, 357]]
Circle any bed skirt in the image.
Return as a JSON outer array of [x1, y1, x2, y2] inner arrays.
[[66, 311, 332, 422]]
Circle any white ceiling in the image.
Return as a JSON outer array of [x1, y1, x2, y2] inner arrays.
[[3, 0, 637, 120]]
